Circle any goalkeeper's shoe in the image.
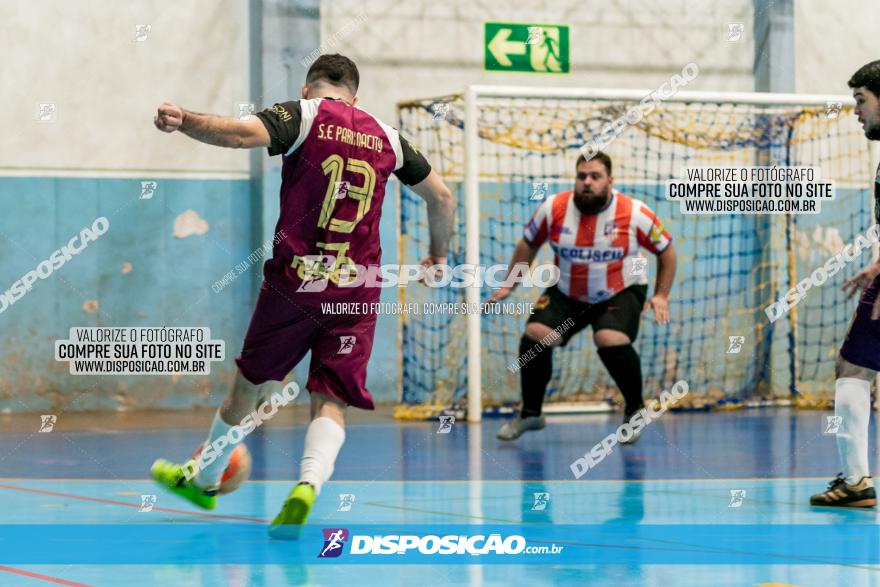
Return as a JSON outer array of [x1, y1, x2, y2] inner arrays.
[[269, 482, 316, 540], [496, 414, 546, 441], [809, 474, 876, 507], [150, 458, 218, 510], [620, 404, 645, 445]]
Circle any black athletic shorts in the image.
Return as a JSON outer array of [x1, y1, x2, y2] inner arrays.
[[526, 284, 648, 346]]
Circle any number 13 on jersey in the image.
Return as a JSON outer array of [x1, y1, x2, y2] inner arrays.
[[292, 155, 377, 284]]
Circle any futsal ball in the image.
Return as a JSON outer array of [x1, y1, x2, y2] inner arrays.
[[191, 443, 252, 494]]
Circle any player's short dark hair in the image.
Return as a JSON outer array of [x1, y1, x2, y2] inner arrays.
[[306, 54, 359, 95], [848, 60, 880, 98], [576, 151, 612, 176]]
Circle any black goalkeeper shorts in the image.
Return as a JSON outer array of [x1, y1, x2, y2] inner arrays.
[[525, 284, 648, 346]]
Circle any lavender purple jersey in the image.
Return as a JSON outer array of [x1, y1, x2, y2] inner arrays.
[[254, 98, 431, 303]]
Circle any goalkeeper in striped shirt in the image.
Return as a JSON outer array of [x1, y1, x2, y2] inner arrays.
[[489, 151, 676, 443]]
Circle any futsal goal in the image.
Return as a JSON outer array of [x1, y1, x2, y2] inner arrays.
[[396, 85, 875, 422]]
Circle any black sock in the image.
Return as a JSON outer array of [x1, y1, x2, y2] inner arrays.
[[519, 336, 554, 418], [597, 344, 643, 413]]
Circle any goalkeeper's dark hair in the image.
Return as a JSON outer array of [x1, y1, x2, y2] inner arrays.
[[576, 151, 612, 176], [306, 54, 359, 95], [848, 60, 880, 98]]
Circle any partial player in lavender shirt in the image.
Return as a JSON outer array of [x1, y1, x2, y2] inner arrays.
[[149, 54, 455, 537], [811, 59, 880, 508]]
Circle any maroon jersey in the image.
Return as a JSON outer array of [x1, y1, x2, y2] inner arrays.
[[255, 98, 430, 302]]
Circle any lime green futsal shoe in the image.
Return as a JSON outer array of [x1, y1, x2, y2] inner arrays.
[[269, 482, 316, 540], [150, 458, 217, 510]]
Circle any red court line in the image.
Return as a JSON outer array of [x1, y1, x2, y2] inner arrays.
[[0, 483, 269, 524], [0, 566, 92, 587]]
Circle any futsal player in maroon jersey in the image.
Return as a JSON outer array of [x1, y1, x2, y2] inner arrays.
[[149, 54, 455, 537]]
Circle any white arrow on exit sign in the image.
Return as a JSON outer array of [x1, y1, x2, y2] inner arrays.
[[487, 28, 527, 67]]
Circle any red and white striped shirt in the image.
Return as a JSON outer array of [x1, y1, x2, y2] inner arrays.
[[523, 189, 672, 303]]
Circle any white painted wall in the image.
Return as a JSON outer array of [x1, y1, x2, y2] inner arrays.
[[10, 0, 879, 172], [794, 0, 880, 95], [321, 0, 755, 123], [2, 0, 250, 175]]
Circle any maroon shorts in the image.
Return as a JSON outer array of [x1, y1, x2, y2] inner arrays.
[[234, 282, 378, 410], [839, 275, 880, 372]]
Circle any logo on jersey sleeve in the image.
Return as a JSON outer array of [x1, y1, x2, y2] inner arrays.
[[270, 104, 292, 122], [649, 222, 667, 244]]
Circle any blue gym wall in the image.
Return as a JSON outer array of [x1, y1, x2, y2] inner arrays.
[[0, 174, 402, 412]]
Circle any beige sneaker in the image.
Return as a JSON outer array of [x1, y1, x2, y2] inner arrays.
[[810, 474, 877, 507]]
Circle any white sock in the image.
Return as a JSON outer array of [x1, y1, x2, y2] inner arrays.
[[834, 377, 871, 485], [299, 416, 346, 495], [195, 409, 237, 489]]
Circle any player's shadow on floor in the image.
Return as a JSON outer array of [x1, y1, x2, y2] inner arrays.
[[603, 445, 645, 524]]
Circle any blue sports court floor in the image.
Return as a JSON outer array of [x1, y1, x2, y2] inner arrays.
[[0, 408, 878, 586]]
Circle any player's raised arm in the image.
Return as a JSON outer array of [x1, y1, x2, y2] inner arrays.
[[153, 102, 270, 149], [407, 168, 455, 266], [487, 238, 540, 303]]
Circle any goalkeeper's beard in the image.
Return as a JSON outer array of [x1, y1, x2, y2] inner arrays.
[[573, 187, 610, 214], [866, 122, 880, 141]]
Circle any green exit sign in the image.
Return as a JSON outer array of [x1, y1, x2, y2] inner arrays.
[[484, 22, 570, 74]]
